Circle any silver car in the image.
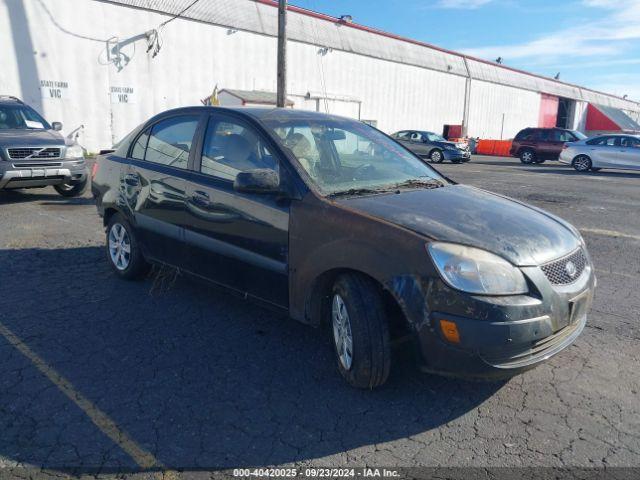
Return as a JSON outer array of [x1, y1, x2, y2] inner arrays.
[[559, 134, 640, 172]]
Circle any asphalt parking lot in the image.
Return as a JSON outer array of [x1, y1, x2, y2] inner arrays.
[[0, 155, 638, 474]]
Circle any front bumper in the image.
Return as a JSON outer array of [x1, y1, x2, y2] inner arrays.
[[443, 149, 471, 162], [415, 262, 596, 379], [0, 159, 87, 190]]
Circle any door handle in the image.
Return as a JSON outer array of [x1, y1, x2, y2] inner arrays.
[[192, 190, 210, 206], [124, 173, 140, 186]]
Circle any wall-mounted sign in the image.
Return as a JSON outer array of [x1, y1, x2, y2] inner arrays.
[[110, 86, 136, 104], [40, 80, 69, 100]]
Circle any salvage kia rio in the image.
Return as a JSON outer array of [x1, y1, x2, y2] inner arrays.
[[92, 107, 596, 389]]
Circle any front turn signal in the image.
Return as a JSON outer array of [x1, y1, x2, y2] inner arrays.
[[440, 319, 460, 344]]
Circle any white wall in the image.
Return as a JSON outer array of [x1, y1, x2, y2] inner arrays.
[[2, 0, 635, 153], [467, 80, 541, 139]]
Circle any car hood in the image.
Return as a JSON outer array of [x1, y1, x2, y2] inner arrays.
[[436, 140, 461, 148], [0, 129, 65, 147], [335, 184, 580, 266]]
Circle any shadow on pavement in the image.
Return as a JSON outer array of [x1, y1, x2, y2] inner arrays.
[[0, 246, 504, 472], [0, 190, 94, 206]]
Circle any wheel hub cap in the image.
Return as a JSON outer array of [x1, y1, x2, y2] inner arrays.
[[108, 223, 131, 271], [332, 294, 353, 370]]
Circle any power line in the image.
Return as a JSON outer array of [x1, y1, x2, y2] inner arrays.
[[159, 0, 202, 27]]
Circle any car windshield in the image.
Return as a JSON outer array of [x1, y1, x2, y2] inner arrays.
[[0, 105, 50, 130], [262, 116, 446, 196]]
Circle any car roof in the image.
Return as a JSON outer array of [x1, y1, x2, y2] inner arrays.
[[591, 133, 639, 137], [0, 96, 24, 105], [151, 105, 356, 124]]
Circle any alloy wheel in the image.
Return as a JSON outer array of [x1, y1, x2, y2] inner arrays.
[[108, 223, 131, 271], [573, 156, 591, 172], [332, 294, 354, 370], [521, 151, 534, 163]]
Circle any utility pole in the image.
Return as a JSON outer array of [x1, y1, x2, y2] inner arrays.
[[277, 0, 287, 108]]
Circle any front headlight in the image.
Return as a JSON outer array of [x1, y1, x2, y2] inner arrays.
[[427, 242, 528, 295], [65, 144, 84, 160]]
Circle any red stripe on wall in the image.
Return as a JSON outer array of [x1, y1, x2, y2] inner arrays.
[[585, 104, 621, 131], [539, 94, 559, 128]]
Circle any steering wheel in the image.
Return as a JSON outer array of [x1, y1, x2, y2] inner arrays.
[[353, 163, 375, 180]]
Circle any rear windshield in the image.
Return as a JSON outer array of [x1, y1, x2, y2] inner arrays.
[[0, 105, 50, 130], [570, 130, 587, 140]]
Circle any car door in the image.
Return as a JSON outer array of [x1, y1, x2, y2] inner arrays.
[[617, 136, 640, 170], [393, 131, 414, 152], [547, 130, 570, 159], [589, 136, 618, 167], [124, 114, 201, 264], [182, 112, 290, 307], [408, 131, 430, 157]]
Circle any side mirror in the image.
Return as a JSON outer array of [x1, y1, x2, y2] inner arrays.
[[234, 169, 280, 194], [52, 122, 63, 131]]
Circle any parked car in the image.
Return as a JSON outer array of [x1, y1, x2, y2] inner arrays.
[[0, 96, 88, 196], [391, 130, 470, 163], [560, 134, 640, 172], [92, 107, 595, 389], [510, 127, 586, 164]]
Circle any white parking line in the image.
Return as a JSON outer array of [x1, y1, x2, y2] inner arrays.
[[580, 228, 640, 241], [0, 321, 161, 470]]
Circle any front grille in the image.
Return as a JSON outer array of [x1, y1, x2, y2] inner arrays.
[[12, 162, 63, 168], [540, 248, 587, 285], [7, 147, 62, 160]]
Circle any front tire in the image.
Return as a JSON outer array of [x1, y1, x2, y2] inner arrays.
[[106, 213, 149, 280], [519, 149, 536, 164], [429, 149, 444, 163], [330, 274, 391, 389], [54, 178, 87, 197], [572, 155, 592, 172]]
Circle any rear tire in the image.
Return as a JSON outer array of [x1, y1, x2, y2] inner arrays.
[[330, 273, 391, 389], [54, 178, 87, 197], [572, 155, 592, 172], [429, 149, 444, 163], [519, 149, 536, 164], [106, 213, 149, 280]]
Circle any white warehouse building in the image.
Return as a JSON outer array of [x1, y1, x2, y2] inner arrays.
[[1, 0, 640, 152]]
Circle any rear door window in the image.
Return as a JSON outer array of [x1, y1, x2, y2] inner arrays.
[[587, 136, 618, 146], [538, 130, 551, 141], [409, 132, 422, 142], [131, 129, 150, 160], [144, 116, 199, 169]]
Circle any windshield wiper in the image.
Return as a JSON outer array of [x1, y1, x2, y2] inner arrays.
[[392, 178, 445, 190], [327, 187, 393, 198]]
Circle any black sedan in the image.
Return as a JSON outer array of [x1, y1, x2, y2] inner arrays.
[[92, 107, 595, 389], [391, 130, 470, 163]]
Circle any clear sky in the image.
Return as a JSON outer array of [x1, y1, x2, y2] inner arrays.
[[290, 0, 640, 102]]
